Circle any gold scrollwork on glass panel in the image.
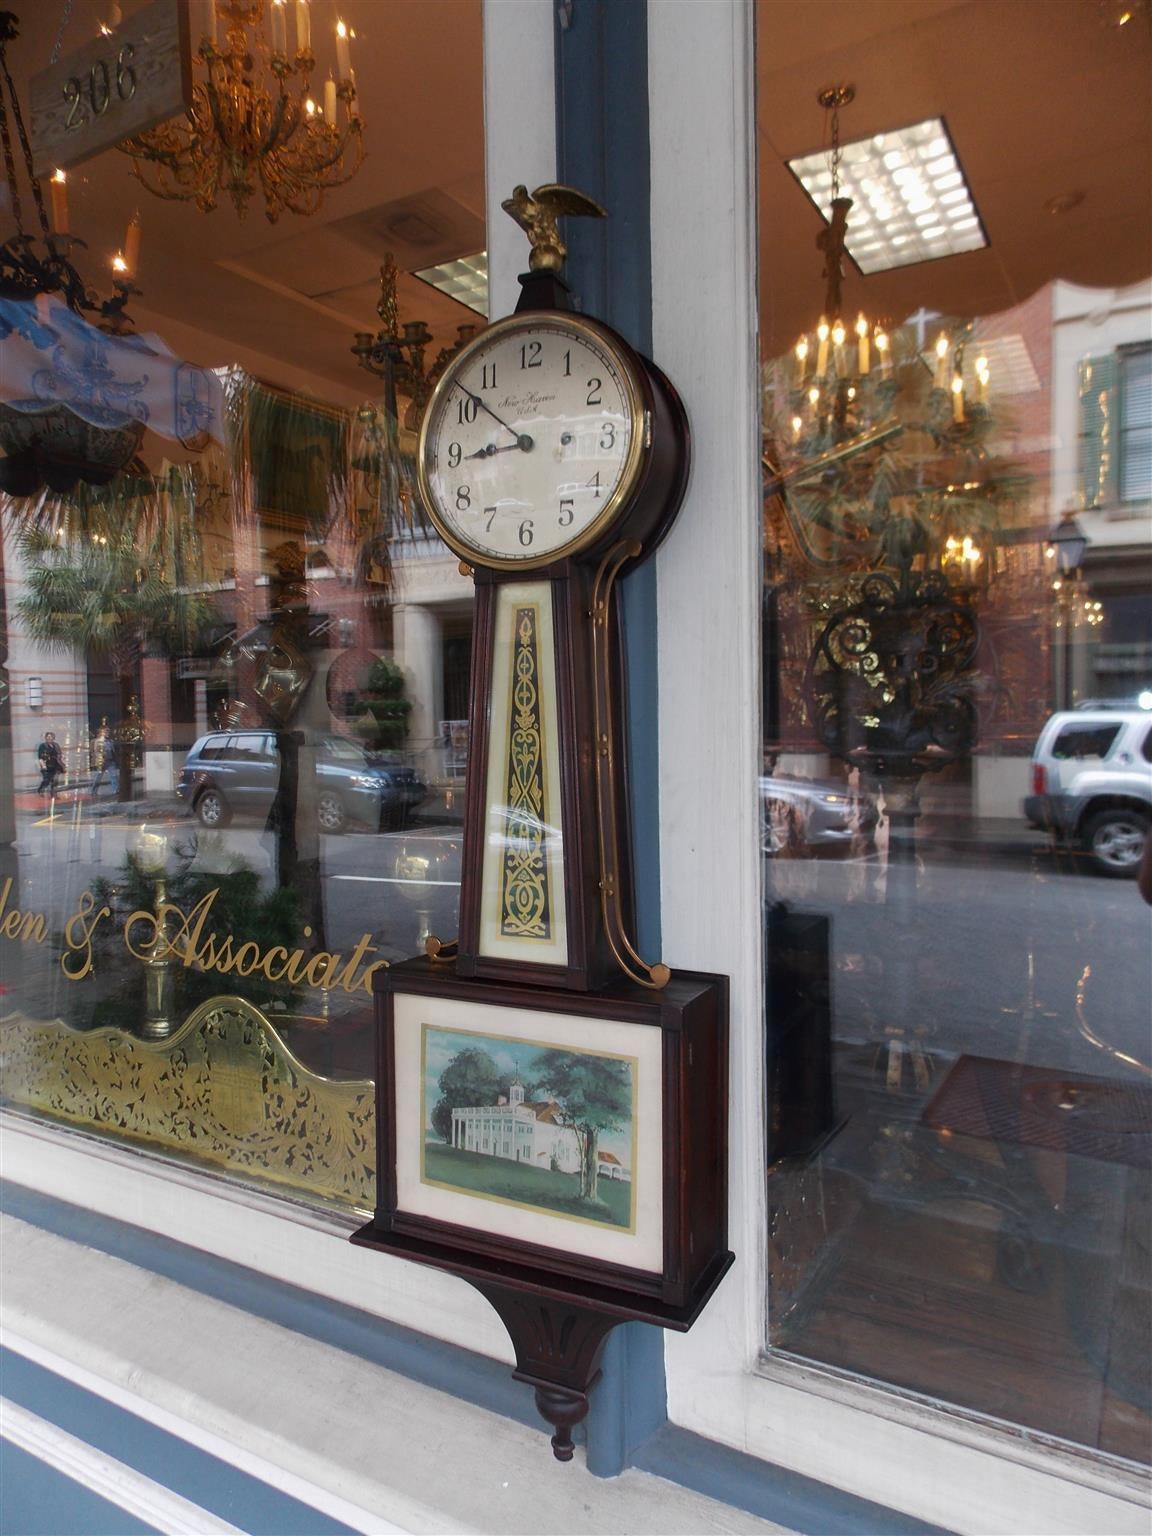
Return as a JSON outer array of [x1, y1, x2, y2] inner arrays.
[[499, 605, 552, 940]]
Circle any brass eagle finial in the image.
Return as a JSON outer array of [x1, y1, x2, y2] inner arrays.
[[501, 182, 607, 272]]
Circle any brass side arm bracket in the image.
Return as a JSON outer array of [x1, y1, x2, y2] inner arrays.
[[590, 540, 670, 990]]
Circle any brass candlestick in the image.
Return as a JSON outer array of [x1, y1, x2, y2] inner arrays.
[[128, 827, 176, 1040]]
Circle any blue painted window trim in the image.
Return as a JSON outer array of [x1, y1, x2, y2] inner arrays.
[[2, 1179, 934, 1530], [1, 1348, 359, 1536], [1, 1439, 163, 1536], [553, 0, 665, 1479]]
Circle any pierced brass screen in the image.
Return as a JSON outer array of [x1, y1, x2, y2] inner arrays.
[[1, 997, 375, 1213]]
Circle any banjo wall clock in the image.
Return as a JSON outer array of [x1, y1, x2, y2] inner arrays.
[[416, 185, 691, 993], [352, 186, 732, 1463]]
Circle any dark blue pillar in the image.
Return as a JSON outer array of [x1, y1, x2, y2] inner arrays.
[[554, 0, 667, 1478]]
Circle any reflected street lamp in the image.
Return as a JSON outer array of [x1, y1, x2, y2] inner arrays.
[[1049, 509, 1089, 709], [1050, 511, 1087, 575]]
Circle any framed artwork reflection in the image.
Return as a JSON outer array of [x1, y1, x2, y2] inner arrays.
[[242, 378, 350, 529]]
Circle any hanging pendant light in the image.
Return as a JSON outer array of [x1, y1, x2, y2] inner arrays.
[[790, 87, 890, 438]]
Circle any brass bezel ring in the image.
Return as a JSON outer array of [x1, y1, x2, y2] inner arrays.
[[415, 310, 649, 572]]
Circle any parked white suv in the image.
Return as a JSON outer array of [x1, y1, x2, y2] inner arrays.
[[1023, 707, 1152, 876]]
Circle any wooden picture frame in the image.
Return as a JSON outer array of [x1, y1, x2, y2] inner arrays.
[[353, 957, 732, 1318], [243, 379, 351, 532]]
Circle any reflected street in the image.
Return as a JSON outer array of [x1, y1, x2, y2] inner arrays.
[[767, 843, 1152, 1079]]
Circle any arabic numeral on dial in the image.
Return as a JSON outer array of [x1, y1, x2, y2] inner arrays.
[[485, 506, 498, 532], [447, 441, 462, 468], [518, 518, 534, 547], [599, 422, 616, 451], [63, 76, 86, 130], [586, 378, 602, 406], [456, 396, 478, 425], [519, 341, 542, 370], [558, 499, 574, 527], [481, 363, 497, 390], [456, 485, 471, 511], [117, 44, 137, 101], [587, 471, 601, 498], [88, 57, 111, 115], [563, 350, 572, 376]]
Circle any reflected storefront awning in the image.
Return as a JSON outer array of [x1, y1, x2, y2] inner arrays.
[[0, 294, 224, 493]]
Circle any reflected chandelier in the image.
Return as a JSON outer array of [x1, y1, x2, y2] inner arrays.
[[119, 0, 364, 222]]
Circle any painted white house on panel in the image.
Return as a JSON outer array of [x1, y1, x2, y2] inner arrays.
[[450, 1078, 580, 1172], [448, 1079, 631, 1181]]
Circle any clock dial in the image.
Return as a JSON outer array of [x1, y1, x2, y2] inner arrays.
[[418, 315, 645, 567]]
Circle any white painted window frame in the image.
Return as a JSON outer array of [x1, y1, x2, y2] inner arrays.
[[2, 3, 1149, 1532]]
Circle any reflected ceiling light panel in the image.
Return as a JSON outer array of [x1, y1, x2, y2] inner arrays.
[[787, 117, 988, 273], [964, 334, 1040, 395], [412, 251, 489, 317]]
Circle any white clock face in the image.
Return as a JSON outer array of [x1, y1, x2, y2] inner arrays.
[[419, 316, 642, 566]]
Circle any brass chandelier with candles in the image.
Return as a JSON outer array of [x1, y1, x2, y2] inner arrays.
[[789, 85, 891, 451], [788, 85, 991, 457], [119, 0, 364, 222]]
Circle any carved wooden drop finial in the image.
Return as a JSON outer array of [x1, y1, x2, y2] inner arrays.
[[470, 1279, 620, 1461]]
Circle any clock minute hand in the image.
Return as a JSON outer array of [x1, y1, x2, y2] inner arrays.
[[456, 384, 520, 444]]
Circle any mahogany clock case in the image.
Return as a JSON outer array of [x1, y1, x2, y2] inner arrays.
[[352, 957, 732, 1320], [454, 560, 635, 993]]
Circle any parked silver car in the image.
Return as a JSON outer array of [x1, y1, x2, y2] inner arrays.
[[1023, 707, 1152, 876], [760, 775, 870, 856], [176, 730, 426, 833]]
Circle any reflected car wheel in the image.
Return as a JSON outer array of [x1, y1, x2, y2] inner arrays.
[[317, 792, 348, 834], [1081, 808, 1148, 877], [195, 788, 230, 828]]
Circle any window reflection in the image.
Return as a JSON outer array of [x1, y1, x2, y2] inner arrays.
[[0, 0, 484, 1212], [2, 360, 467, 1043], [762, 281, 1152, 1463]]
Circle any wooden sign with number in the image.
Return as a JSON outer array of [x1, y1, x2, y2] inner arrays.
[[30, 0, 192, 180]]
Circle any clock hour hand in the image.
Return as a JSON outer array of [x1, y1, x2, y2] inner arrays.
[[465, 437, 534, 459]]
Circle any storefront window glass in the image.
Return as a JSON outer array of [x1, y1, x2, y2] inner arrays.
[[0, 0, 483, 1215], [759, 2, 1151, 1464]]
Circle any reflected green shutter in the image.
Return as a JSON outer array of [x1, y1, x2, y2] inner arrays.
[[1119, 346, 1152, 503], [1078, 354, 1118, 507]]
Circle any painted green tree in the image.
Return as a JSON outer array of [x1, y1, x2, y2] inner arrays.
[[432, 1047, 504, 1144], [530, 1050, 632, 1202]]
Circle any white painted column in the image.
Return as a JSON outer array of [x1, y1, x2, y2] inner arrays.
[[482, 0, 557, 321], [649, 0, 764, 1391], [393, 602, 444, 776], [194, 680, 209, 738]]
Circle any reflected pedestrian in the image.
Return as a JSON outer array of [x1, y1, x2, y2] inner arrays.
[[89, 724, 119, 799], [36, 731, 65, 796]]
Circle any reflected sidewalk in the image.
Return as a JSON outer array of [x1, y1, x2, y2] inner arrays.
[[13, 789, 187, 821]]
